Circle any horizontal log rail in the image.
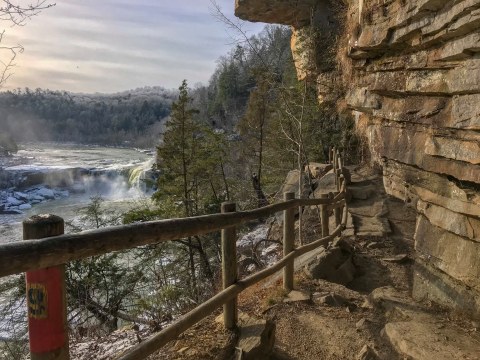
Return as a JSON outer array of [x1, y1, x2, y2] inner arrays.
[[0, 192, 345, 278], [0, 147, 348, 360], [119, 206, 348, 360]]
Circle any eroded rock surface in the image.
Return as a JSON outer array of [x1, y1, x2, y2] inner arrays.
[[235, 0, 480, 319], [384, 320, 480, 360]]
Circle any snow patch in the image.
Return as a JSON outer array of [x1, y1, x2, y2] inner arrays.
[[0, 186, 71, 215], [70, 327, 152, 360], [237, 225, 269, 249], [6, 196, 23, 207]]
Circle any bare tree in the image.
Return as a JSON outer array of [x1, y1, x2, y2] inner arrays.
[[0, 0, 55, 87]]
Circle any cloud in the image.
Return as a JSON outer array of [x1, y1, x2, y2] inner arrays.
[[1, 0, 265, 93]]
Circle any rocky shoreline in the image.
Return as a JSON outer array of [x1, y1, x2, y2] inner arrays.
[[0, 145, 158, 218], [0, 186, 70, 215]]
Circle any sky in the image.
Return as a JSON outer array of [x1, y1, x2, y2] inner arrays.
[[1, 0, 265, 93]]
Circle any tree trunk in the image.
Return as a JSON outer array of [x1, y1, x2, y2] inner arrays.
[[251, 174, 268, 208]]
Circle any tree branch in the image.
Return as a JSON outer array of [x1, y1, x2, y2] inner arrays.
[[0, 0, 55, 88]]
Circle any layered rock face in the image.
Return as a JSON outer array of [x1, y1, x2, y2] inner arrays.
[[236, 0, 480, 318]]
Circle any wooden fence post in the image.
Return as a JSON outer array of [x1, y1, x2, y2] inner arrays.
[[335, 151, 341, 192], [320, 194, 329, 237], [283, 192, 295, 292], [221, 202, 237, 329], [333, 148, 338, 189], [23, 214, 69, 360], [334, 191, 342, 227], [339, 174, 345, 192], [338, 174, 346, 228]]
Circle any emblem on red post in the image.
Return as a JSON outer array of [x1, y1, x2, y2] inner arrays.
[[27, 283, 48, 319]]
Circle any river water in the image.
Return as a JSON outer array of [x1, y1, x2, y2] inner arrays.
[[0, 143, 156, 243]]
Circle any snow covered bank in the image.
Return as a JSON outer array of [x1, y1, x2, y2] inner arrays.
[[0, 186, 69, 215]]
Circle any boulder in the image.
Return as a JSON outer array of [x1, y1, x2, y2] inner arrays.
[[0, 206, 23, 214], [384, 320, 480, 360], [236, 311, 275, 360], [55, 190, 70, 198], [31, 195, 45, 202], [36, 187, 55, 199], [311, 170, 337, 196], [316, 292, 348, 307], [275, 169, 310, 202], [304, 246, 356, 285], [305, 162, 332, 179], [348, 184, 376, 200], [366, 286, 421, 316], [283, 290, 311, 303]]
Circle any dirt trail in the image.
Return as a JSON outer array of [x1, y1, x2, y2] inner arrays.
[[268, 168, 416, 360]]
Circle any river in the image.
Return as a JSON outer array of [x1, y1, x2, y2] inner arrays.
[[0, 143, 157, 243]]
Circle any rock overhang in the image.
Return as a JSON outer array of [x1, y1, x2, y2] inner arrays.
[[235, 0, 319, 26]]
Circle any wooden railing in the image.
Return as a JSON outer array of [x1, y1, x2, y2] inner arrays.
[[0, 148, 348, 360]]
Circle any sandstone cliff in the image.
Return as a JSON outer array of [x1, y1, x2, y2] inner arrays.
[[235, 0, 480, 319]]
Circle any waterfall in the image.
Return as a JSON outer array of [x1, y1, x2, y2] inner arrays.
[[1, 145, 158, 215], [128, 159, 157, 194]]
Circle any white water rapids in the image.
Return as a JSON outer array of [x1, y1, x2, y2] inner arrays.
[[0, 143, 156, 243]]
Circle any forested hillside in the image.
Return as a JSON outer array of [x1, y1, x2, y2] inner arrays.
[[0, 87, 175, 147], [0, 26, 296, 146], [204, 25, 294, 130]]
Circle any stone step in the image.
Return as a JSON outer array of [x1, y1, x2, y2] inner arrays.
[[349, 198, 388, 218], [352, 215, 392, 237], [348, 184, 377, 200]]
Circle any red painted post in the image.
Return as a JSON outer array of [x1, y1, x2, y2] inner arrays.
[[23, 214, 69, 360]]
